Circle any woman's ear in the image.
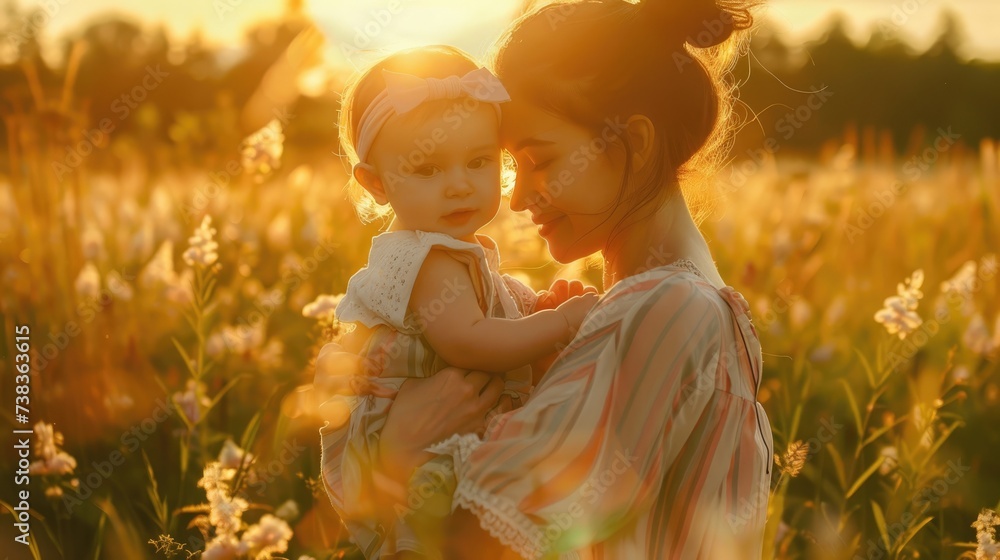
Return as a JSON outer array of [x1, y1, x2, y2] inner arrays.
[[353, 163, 389, 205], [625, 115, 656, 170]]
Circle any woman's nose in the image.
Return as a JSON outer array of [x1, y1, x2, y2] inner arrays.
[[509, 171, 532, 212]]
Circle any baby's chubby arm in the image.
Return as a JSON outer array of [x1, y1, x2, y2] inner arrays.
[[411, 250, 598, 372]]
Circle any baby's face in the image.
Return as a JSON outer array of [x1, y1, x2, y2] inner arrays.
[[367, 99, 503, 242]]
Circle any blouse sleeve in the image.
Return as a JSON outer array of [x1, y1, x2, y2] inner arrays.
[[499, 274, 540, 316], [429, 276, 729, 558]]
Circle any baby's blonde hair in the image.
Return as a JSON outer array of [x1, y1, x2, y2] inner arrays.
[[339, 45, 497, 224]]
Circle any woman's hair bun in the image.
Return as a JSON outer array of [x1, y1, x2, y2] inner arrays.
[[636, 0, 755, 49]]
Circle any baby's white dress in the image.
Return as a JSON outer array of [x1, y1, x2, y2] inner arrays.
[[320, 230, 538, 558]]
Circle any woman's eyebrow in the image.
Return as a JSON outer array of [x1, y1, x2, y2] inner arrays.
[[512, 137, 555, 151], [468, 144, 501, 152]]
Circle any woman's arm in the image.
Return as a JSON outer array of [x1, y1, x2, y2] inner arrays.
[[386, 275, 733, 558], [411, 250, 596, 372], [376, 368, 508, 482]]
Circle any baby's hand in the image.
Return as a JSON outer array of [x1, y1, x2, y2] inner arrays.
[[535, 279, 600, 311], [555, 292, 600, 336]]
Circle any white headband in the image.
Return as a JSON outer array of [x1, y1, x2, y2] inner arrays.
[[353, 67, 511, 165]]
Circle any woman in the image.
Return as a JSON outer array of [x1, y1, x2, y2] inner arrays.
[[317, 0, 772, 558]]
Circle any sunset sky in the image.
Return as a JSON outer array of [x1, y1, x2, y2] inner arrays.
[[23, 0, 1000, 62]]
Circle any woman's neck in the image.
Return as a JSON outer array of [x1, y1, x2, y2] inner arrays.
[[601, 191, 723, 290]]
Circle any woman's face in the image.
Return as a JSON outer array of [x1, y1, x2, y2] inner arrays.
[[500, 99, 629, 263]]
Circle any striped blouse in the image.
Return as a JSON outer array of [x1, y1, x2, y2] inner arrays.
[[429, 260, 773, 559]]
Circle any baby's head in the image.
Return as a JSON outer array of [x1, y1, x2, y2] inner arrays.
[[340, 46, 510, 241]]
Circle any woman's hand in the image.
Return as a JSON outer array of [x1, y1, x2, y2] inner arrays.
[[534, 278, 599, 311], [379, 369, 507, 483]]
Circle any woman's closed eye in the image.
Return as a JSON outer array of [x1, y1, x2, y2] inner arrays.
[[531, 158, 555, 172]]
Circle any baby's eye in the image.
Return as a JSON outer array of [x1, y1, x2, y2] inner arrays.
[[413, 165, 440, 177], [468, 156, 495, 170]]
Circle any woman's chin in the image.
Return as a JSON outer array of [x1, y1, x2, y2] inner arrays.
[[541, 238, 587, 265]]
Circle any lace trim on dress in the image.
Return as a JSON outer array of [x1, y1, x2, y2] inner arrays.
[[428, 434, 548, 560], [666, 258, 709, 282]]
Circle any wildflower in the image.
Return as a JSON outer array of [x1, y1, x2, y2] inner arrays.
[[198, 462, 237, 497], [973, 508, 1000, 560], [210, 495, 249, 537], [878, 446, 899, 476], [148, 535, 188, 558], [198, 462, 248, 538], [790, 300, 813, 329], [257, 338, 284, 371], [218, 439, 254, 470], [964, 314, 996, 355], [81, 225, 105, 260], [172, 379, 211, 425], [774, 440, 808, 477], [74, 262, 101, 300], [266, 211, 292, 251], [183, 216, 219, 268], [939, 258, 981, 318], [202, 533, 241, 560], [302, 294, 345, 319], [28, 422, 77, 477], [241, 119, 284, 178], [274, 499, 300, 521], [140, 241, 178, 288], [874, 269, 924, 339], [952, 365, 971, 385], [240, 514, 293, 558], [106, 270, 134, 302]]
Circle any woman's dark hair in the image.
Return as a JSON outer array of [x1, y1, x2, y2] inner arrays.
[[490, 0, 759, 232]]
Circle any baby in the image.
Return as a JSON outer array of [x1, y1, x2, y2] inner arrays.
[[320, 45, 598, 559]]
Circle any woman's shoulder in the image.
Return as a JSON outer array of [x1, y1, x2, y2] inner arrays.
[[600, 261, 730, 315]]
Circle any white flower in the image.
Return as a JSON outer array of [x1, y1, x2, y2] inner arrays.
[[198, 462, 237, 496], [140, 241, 178, 287], [81, 225, 105, 260], [274, 499, 299, 521], [257, 338, 284, 371], [266, 211, 292, 251], [964, 314, 996, 355], [952, 365, 971, 385], [874, 269, 924, 339], [183, 216, 219, 268], [940, 260, 977, 298], [29, 450, 78, 476], [302, 294, 345, 319], [239, 514, 293, 558], [106, 271, 134, 302], [202, 533, 241, 560], [28, 422, 77, 476], [878, 446, 898, 476], [34, 422, 61, 459], [74, 262, 101, 300], [218, 439, 254, 470], [790, 300, 813, 329], [172, 379, 211, 425], [241, 119, 284, 177], [210, 494, 249, 537]]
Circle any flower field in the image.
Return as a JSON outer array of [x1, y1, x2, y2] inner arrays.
[[2, 105, 1000, 558]]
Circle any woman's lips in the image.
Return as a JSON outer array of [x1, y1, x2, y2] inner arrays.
[[535, 214, 565, 236], [442, 209, 477, 226]]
